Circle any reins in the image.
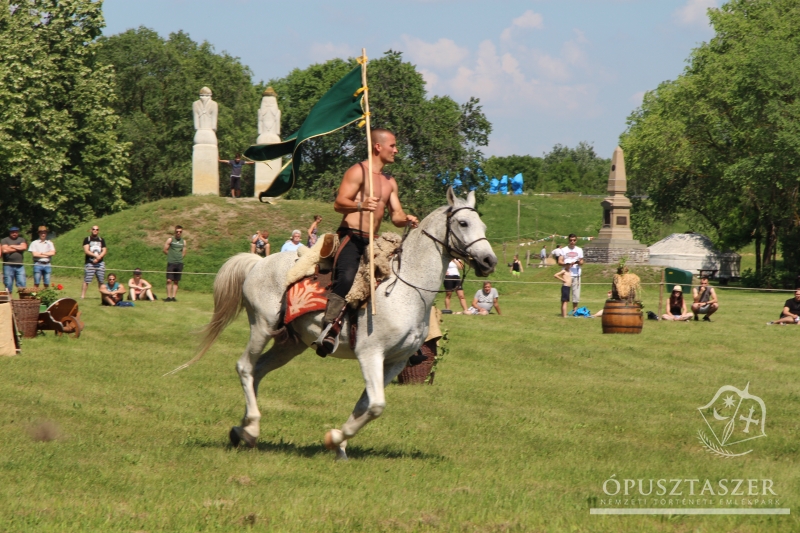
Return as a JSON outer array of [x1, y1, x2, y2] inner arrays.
[[385, 206, 485, 295]]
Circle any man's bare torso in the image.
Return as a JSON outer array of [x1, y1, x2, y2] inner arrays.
[[340, 161, 396, 234]]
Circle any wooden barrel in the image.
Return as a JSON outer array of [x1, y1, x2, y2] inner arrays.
[[601, 300, 643, 334]]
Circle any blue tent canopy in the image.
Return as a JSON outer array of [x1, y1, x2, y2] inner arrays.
[[499, 175, 509, 195], [511, 173, 524, 195]]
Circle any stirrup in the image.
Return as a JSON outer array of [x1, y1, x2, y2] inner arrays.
[[314, 322, 340, 357]]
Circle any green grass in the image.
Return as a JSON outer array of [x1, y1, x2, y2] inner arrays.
[[1, 275, 798, 532]]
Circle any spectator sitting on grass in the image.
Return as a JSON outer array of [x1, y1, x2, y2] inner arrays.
[[251, 230, 270, 257], [280, 229, 303, 253], [128, 268, 155, 301], [662, 285, 693, 321], [510, 254, 523, 277], [99, 273, 125, 306], [767, 290, 800, 325], [465, 281, 502, 315]]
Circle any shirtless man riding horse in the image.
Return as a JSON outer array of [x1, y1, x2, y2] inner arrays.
[[316, 128, 419, 356]]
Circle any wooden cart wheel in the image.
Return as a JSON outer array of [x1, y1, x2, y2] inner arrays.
[[61, 316, 80, 338]]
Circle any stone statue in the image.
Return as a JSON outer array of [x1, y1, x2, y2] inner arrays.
[[257, 87, 281, 145], [254, 87, 283, 198], [193, 87, 218, 145], [192, 87, 220, 195]]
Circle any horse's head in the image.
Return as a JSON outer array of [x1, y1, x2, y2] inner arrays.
[[444, 187, 497, 277]]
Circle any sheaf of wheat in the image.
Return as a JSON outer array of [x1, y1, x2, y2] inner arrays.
[[697, 430, 752, 458]]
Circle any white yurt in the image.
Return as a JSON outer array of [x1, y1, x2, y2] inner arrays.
[[648, 233, 741, 279]]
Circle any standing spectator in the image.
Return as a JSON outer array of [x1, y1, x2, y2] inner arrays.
[[219, 153, 254, 198], [163, 225, 187, 302], [250, 230, 270, 257], [510, 254, 523, 277], [553, 263, 572, 318], [99, 273, 125, 306], [662, 285, 693, 321], [767, 290, 800, 325], [539, 245, 547, 267], [81, 225, 106, 299], [468, 281, 502, 315], [280, 229, 303, 253], [1, 226, 27, 292], [128, 268, 155, 301], [552, 244, 563, 266], [562, 234, 584, 314], [307, 215, 322, 247], [443, 259, 468, 313], [29, 226, 56, 288], [692, 276, 719, 321]]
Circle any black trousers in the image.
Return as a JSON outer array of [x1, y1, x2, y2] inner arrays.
[[331, 228, 370, 298]]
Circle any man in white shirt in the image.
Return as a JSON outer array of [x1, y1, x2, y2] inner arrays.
[[561, 234, 584, 314], [539, 245, 547, 267], [29, 225, 56, 288]]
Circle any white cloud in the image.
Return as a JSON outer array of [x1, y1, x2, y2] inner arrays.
[[630, 91, 645, 106], [418, 68, 439, 90], [308, 42, 357, 62], [674, 0, 718, 26], [401, 35, 469, 69], [501, 9, 544, 41]]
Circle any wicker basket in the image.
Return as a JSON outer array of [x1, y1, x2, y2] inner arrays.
[[17, 287, 39, 300], [397, 342, 436, 385], [12, 298, 41, 338]]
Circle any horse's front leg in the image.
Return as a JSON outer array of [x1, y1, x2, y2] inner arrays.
[[325, 358, 408, 460]]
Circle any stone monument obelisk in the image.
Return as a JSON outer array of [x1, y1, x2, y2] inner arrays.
[[191, 87, 220, 195], [253, 87, 282, 198], [584, 146, 649, 264]]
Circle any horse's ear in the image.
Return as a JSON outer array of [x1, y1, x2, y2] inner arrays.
[[466, 190, 476, 208], [446, 186, 456, 207]]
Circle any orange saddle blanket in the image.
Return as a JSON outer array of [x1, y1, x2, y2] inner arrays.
[[285, 274, 330, 324]]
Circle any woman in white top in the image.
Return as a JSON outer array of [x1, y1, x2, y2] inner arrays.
[[443, 259, 468, 312]]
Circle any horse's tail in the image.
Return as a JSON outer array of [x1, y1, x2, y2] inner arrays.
[[164, 253, 261, 376]]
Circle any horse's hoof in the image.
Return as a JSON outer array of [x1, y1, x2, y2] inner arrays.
[[241, 430, 257, 448], [324, 429, 343, 450], [229, 427, 241, 447], [335, 449, 348, 461]]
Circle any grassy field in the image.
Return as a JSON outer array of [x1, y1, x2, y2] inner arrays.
[[1, 269, 798, 532]]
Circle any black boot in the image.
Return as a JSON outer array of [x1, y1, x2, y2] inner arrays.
[[315, 294, 347, 357]]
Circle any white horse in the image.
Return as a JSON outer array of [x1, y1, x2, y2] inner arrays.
[[171, 188, 497, 459]]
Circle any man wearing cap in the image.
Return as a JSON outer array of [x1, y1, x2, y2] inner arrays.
[[1, 226, 27, 291], [29, 226, 56, 288], [81, 225, 107, 299]]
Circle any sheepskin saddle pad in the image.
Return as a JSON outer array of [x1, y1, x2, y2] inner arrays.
[[283, 232, 402, 324]]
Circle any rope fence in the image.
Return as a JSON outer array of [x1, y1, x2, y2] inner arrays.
[[8, 262, 795, 292]]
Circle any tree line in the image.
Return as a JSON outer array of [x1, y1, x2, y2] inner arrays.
[[622, 0, 800, 285], [0, 0, 493, 234], [484, 142, 610, 195]]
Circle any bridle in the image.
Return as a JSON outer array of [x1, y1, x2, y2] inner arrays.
[[386, 206, 489, 295]]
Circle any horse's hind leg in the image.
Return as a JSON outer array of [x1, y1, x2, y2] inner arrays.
[[231, 326, 305, 448], [325, 358, 407, 460]]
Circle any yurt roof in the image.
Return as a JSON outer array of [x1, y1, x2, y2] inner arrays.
[[648, 233, 739, 257]]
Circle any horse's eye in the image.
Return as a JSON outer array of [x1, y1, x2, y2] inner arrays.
[[459, 221, 468, 228]]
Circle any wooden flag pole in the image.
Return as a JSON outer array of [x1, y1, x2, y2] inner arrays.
[[361, 48, 376, 315]]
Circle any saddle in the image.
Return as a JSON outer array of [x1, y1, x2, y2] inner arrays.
[[283, 232, 402, 344]]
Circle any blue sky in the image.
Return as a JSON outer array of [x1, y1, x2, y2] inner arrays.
[[103, 0, 718, 160]]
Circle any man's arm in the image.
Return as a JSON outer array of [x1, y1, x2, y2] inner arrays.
[[83, 242, 92, 258], [265, 242, 270, 256], [493, 298, 502, 315], [98, 284, 111, 295], [218, 159, 230, 164], [708, 288, 718, 304], [692, 288, 700, 303], [115, 283, 126, 295], [471, 294, 479, 308], [334, 165, 378, 214], [245, 161, 255, 165], [782, 305, 797, 319], [163, 237, 172, 255], [182, 240, 187, 258], [97, 246, 107, 261], [387, 179, 418, 228]]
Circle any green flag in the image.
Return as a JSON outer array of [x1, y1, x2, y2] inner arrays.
[[245, 65, 365, 197]]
